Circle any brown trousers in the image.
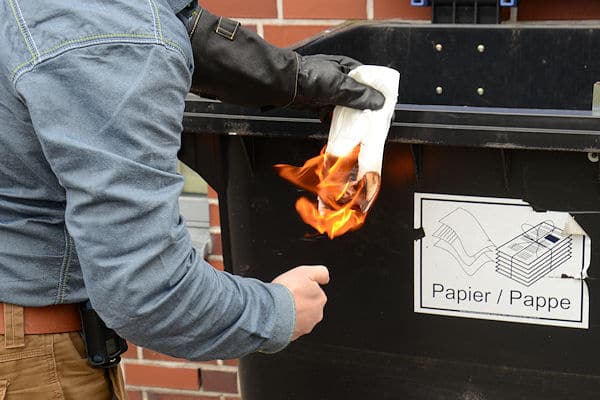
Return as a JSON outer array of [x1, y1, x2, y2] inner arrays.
[[0, 305, 127, 400]]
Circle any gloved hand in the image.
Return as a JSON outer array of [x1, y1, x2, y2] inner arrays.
[[293, 54, 385, 111], [188, 8, 384, 112]]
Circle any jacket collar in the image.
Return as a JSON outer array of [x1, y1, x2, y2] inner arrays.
[[168, 0, 194, 14]]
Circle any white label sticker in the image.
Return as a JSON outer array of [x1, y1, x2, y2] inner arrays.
[[414, 193, 590, 329]]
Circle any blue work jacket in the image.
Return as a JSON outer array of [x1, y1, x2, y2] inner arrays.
[[0, 0, 295, 360]]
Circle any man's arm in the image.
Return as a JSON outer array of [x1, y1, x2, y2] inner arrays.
[[188, 7, 385, 112], [17, 41, 296, 360]]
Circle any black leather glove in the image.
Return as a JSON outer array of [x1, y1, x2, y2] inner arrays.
[[294, 54, 384, 110], [188, 8, 385, 111]]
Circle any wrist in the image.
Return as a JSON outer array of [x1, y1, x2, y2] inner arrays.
[[258, 282, 296, 354]]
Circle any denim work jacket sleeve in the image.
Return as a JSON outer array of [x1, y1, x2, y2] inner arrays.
[[0, 0, 295, 360]]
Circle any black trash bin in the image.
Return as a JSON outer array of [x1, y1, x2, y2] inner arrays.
[[180, 22, 600, 400]]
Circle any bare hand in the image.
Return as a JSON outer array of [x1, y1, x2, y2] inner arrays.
[[272, 265, 330, 341]]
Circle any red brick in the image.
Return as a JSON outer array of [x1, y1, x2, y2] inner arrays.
[[209, 204, 221, 227], [124, 364, 200, 390], [200, 370, 239, 394], [123, 342, 138, 359], [222, 359, 239, 367], [518, 0, 600, 20], [263, 25, 332, 47], [142, 348, 186, 363], [374, 0, 431, 19], [210, 232, 223, 256], [127, 391, 143, 400], [207, 186, 218, 200], [201, 0, 277, 18], [283, 0, 366, 19], [208, 258, 225, 271], [147, 394, 220, 400]]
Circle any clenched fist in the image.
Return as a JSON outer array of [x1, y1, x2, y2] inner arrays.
[[272, 265, 330, 341]]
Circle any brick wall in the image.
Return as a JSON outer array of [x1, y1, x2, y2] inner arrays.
[[124, 1, 600, 399]]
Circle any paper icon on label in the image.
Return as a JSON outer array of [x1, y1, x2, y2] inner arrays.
[[432, 208, 496, 276], [414, 193, 590, 329], [496, 221, 572, 287]]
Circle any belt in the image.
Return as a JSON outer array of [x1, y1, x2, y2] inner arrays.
[[0, 303, 81, 335]]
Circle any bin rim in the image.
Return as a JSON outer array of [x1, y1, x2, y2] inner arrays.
[[183, 98, 600, 153]]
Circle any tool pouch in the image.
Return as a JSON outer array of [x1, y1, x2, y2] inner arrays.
[[79, 301, 128, 368]]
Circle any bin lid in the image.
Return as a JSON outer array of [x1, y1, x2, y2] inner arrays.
[[295, 22, 600, 111]]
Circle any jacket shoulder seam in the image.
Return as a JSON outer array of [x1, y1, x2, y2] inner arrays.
[[11, 34, 189, 87]]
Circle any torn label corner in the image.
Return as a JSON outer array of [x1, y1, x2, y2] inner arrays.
[[564, 216, 587, 236]]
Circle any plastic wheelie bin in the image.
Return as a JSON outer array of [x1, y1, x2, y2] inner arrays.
[[179, 21, 600, 400]]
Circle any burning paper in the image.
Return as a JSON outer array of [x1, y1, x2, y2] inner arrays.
[[275, 65, 400, 239]]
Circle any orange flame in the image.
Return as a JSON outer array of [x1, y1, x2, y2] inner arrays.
[[274, 145, 380, 239]]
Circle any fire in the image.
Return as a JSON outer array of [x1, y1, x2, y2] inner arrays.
[[274, 145, 380, 239]]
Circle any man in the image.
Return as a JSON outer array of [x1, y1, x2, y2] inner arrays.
[[0, 1, 384, 398]]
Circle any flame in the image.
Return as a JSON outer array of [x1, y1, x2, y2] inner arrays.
[[274, 145, 380, 239]]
